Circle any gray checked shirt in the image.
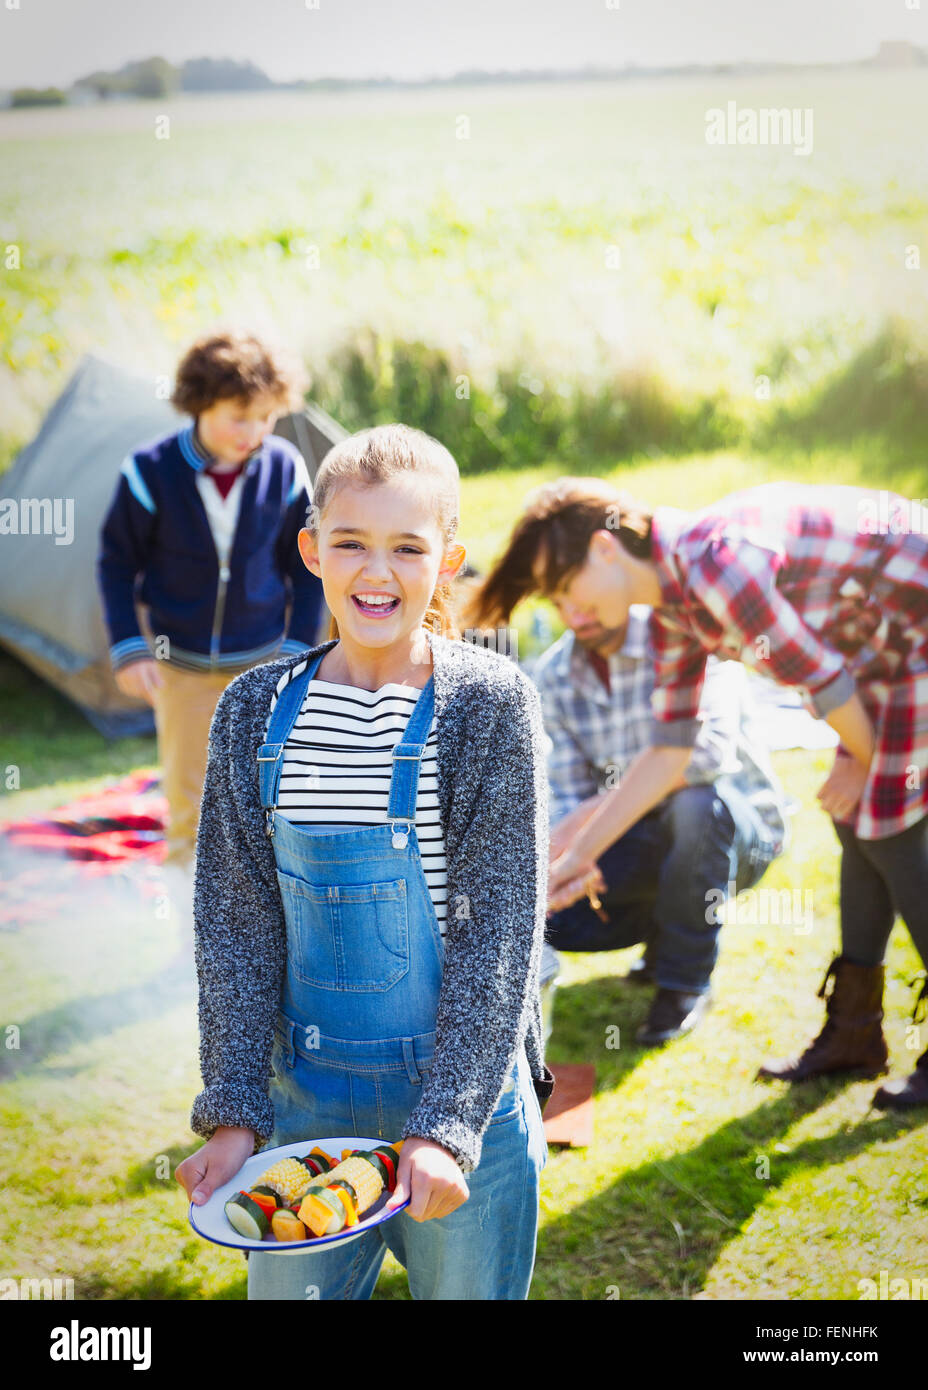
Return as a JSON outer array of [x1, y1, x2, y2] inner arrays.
[[529, 605, 790, 854]]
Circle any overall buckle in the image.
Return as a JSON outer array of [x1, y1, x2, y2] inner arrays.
[[390, 820, 410, 849]]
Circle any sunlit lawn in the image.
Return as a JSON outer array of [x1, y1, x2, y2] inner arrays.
[[2, 446, 926, 1300]]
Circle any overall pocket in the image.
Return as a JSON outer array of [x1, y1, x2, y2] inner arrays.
[[487, 1068, 522, 1125], [276, 868, 410, 992]]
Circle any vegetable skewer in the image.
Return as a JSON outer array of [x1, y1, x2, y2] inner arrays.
[[298, 1143, 404, 1238], [223, 1141, 404, 1243]]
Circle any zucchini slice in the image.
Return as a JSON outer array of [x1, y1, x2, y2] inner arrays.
[[224, 1191, 271, 1241], [250, 1184, 282, 1208], [299, 1187, 346, 1237]]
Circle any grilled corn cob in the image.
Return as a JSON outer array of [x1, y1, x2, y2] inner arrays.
[[254, 1156, 316, 1207], [298, 1141, 404, 1237], [313, 1155, 384, 1212]]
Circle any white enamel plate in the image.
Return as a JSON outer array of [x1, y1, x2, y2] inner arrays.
[[188, 1135, 410, 1255]]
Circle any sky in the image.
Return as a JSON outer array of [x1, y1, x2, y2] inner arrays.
[[0, 0, 925, 89]]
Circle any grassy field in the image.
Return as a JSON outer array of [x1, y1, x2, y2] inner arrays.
[[1, 447, 926, 1300], [2, 69, 926, 1301]]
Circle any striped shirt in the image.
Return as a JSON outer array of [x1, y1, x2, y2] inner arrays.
[[267, 660, 448, 934]]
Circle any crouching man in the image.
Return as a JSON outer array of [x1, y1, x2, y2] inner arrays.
[[533, 602, 789, 1045]]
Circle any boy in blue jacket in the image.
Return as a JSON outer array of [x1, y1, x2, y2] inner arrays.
[[97, 330, 325, 866]]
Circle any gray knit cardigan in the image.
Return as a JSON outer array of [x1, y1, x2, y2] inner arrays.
[[190, 629, 552, 1174]]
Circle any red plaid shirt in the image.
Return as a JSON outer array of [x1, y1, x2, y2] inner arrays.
[[648, 482, 928, 840]]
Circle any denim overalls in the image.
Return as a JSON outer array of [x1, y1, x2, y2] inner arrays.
[[247, 649, 547, 1300]]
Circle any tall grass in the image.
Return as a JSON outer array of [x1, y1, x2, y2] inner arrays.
[[312, 318, 928, 476], [2, 72, 927, 471]]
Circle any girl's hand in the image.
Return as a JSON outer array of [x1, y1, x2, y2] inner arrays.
[[384, 1137, 469, 1222], [175, 1126, 257, 1206], [547, 850, 603, 916], [816, 754, 869, 822]]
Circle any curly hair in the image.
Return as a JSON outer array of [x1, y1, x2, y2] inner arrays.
[[170, 329, 307, 416]]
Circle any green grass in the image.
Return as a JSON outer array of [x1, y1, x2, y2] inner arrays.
[[2, 71, 928, 472], [1, 446, 926, 1300], [3, 67, 927, 1303], [536, 747, 927, 1301]]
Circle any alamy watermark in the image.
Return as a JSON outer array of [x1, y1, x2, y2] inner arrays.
[[49, 1320, 151, 1369], [857, 491, 928, 536], [0, 497, 74, 545], [0, 1274, 74, 1299], [705, 102, 813, 157], [858, 1269, 928, 1300], [706, 881, 813, 935]]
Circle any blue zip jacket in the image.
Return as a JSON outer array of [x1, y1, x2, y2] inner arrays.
[[97, 425, 324, 673]]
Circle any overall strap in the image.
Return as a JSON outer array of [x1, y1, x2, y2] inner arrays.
[[258, 649, 327, 835], [387, 675, 436, 845]]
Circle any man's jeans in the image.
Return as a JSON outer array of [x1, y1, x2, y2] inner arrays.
[[546, 781, 777, 994]]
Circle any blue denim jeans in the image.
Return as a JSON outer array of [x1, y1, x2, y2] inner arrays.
[[247, 1045, 546, 1300], [546, 781, 776, 993]]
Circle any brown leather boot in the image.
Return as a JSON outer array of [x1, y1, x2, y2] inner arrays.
[[757, 957, 888, 1082], [873, 973, 928, 1109]]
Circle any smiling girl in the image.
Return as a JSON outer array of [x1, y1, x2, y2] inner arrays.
[[175, 423, 552, 1300]]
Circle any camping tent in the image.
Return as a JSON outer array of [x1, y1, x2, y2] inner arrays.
[[0, 353, 346, 737]]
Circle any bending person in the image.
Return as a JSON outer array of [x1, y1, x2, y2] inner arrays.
[[461, 477, 928, 1109]]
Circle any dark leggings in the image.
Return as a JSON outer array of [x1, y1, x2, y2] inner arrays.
[[834, 814, 928, 969]]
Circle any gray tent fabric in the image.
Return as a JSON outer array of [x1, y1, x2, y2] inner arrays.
[[271, 399, 348, 483], [0, 353, 347, 738]]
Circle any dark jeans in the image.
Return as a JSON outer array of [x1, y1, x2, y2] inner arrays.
[[833, 814, 928, 970], [545, 782, 776, 994]]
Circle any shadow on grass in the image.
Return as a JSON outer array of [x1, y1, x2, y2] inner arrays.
[[67, 1087, 925, 1301], [125, 1145, 197, 1196], [79, 1259, 413, 1301], [0, 648, 155, 791], [754, 322, 928, 465], [370, 1266, 412, 1300], [73, 1242, 413, 1300], [545, 971, 661, 1094], [0, 955, 194, 1081], [73, 1266, 248, 1300], [533, 1084, 925, 1300]]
